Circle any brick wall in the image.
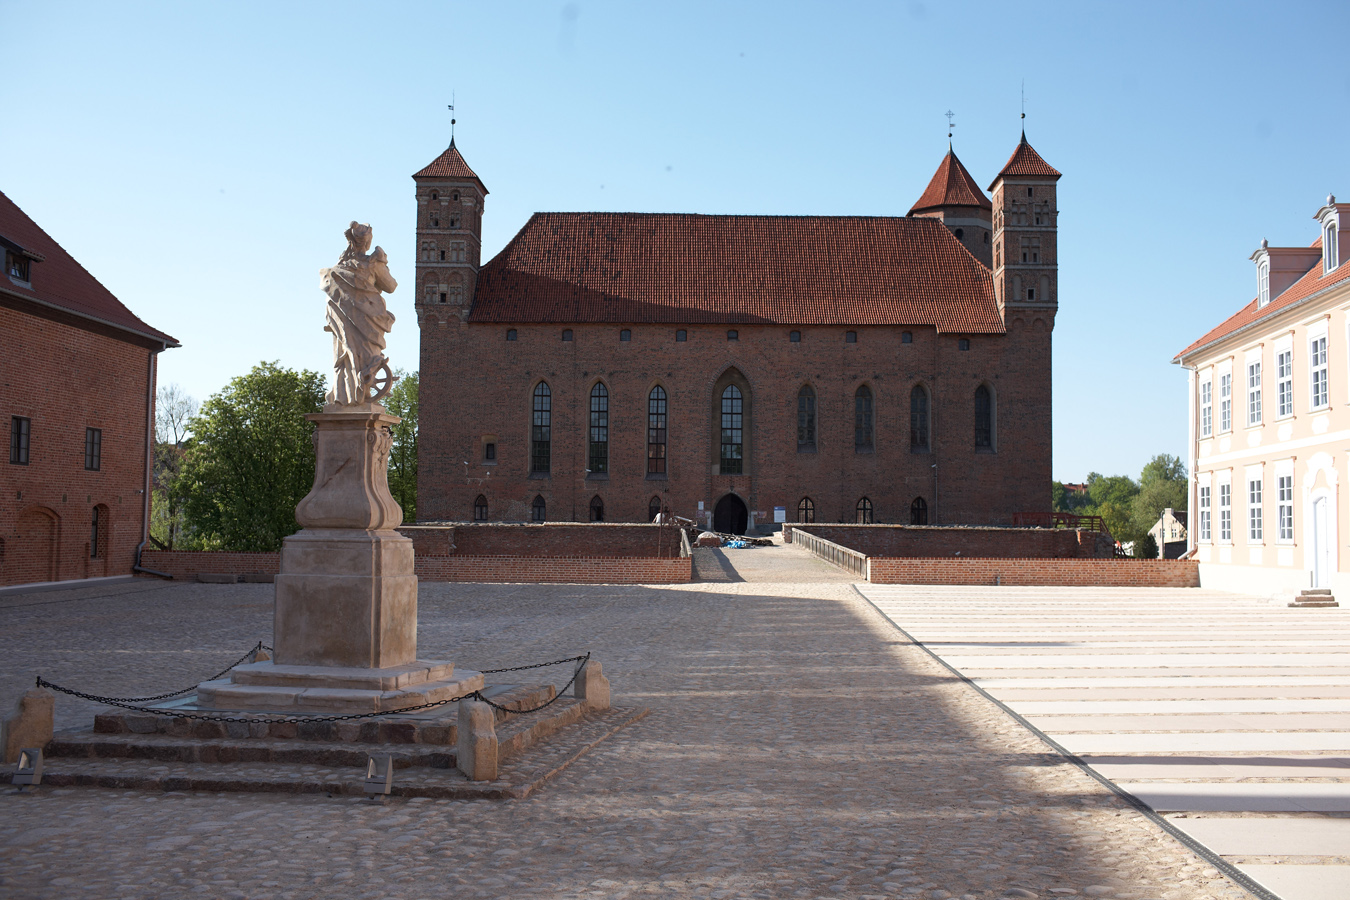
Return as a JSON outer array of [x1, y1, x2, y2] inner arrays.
[[787, 524, 1115, 559], [402, 522, 684, 558], [140, 551, 281, 579], [1, 305, 160, 587], [415, 556, 690, 584], [866, 558, 1199, 587]]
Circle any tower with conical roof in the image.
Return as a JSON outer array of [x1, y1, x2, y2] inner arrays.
[[987, 133, 1061, 328], [908, 148, 993, 266], [412, 138, 489, 326]]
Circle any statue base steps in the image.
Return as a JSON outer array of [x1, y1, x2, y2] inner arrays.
[[195, 660, 483, 714]]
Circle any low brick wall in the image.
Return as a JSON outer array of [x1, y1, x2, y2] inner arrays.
[[140, 551, 280, 579], [866, 558, 1200, 587], [785, 524, 1114, 559], [416, 556, 691, 584], [403, 523, 685, 559]]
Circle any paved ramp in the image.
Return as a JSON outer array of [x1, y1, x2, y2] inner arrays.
[[858, 584, 1350, 900], [693, 540, 860, 583]]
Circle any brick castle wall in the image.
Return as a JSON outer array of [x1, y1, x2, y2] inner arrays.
[[866, 558, 1200, 587], [1, 305, 158, 587], [403, 522, 684, 558], [785, 524, 1115, 558]]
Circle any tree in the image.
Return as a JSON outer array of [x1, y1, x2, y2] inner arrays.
[[384, 369, 418, 523], [1133, 533, 1159, 559], [1130, 453, 1188, 538], [175, 362, 326, 552], [150, 383, 198, 550], [1086, 472, 1141, 542]]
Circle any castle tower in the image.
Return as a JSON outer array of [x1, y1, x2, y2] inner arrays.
[[909, 147, 993, 266], [412, 138, 489, 325], [988, 133, 1061, 327]]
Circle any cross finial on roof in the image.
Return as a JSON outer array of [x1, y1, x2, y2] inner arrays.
[[1020, 81, 1027, 139], [447, 91, 457, 144], [945, 110, 955, 148]]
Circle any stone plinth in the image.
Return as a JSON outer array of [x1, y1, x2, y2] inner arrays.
[[195, 662, 484, 714]]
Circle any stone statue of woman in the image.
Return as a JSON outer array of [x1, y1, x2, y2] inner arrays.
[[320, 221, 398, 406]]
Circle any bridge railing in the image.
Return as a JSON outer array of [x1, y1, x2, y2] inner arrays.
[[791, 528, 868, 579]]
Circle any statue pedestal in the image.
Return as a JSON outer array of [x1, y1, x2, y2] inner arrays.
[[195, 407, 479, 714]]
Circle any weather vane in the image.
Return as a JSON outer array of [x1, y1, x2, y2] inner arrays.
[[945, 109, 955, 145], [447, 91, 456, 141], [1021, 80, 1027, 134]]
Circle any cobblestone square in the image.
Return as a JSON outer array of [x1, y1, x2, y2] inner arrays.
[[0, 569, 1257, 900]]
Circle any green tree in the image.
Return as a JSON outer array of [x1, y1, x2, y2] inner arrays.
[[1085, 472, 1140, 542], [1130, 453, 1188, 538], [1133, 533, 1159, 559], [384, 369, 418, 523], [175, 362, 325, 552]]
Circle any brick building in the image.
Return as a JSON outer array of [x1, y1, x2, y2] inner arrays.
[[1, 190, 177, 587], [413, 135, 1061, 533]]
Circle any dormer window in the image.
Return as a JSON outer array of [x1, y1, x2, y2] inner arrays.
[[1324, 221, 1339, 274], [1257, 260, 1270, 307], [6, 251, 30, 282]]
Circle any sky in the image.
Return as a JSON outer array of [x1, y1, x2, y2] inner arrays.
[[5, 0, 1350, 483]]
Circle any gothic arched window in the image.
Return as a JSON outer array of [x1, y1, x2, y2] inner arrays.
[[975, 385, 994, 450], [647, 386, 667, 474], [856, 497, 874, 525], [854, 386, 874, 452], [798, 496, 815, 523], [589, 383, 609, 474], [589, 495, 605, 522], [531, 383, 551, 474], [473, 495, 488, 521], [910, 385, 930, 452], [720, 385, 743, 475], [910, 497, 928, 526], [532, 495, 547, 523], [797, 385, 816, 452], [649, 496, 663, 522]]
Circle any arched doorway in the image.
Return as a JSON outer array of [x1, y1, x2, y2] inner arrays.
[[713, 493, 748, 535], [14, 507, 58, 584]]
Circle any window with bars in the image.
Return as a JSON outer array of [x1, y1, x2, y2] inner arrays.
[[10, 416, 30, 465], [647, 386, 667, 475], [84, 427, 102, 471], [856, 497, 874, 524], [1310, 336, 1329, 409], [1219, 373, 1232, 432], [90, 506, 103, 559], [797, 496, 815, 523], [473, 495, 488, 521], [720, 385, 743, 475], [531, 383, 551, 474], [910, 497, 928, 525], [1277, 475, 1294, 541], [1200, 380, 1213, 436], [974, 385, 993, 449], [854, 386, 873, 452], [1276, 351, 1293, 417], [1199, 486, 1211, 542], [797, 385, 816, 452], [1249, 477, 1263, 542], [910, 385, 929, 452], [588, 383, 609, 474], [1219, 483, 1232, 542], [1247, 362, 1262, 426]]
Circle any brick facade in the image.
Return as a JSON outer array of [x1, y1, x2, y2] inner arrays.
[[412, 138, 1062, 533], [1, 191, 176, 588], [865, 558, 1200, 587]]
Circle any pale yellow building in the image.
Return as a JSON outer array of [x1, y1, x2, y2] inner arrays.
[[1176, 195, 1350, 600]]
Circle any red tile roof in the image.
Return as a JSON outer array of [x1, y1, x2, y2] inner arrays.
[[1175, 236, 1350, 360], [413, 138, 488, 193], [468, 213, 1003, 332], [910, 149, 992, 213], [0, 190, 177, 346], [988, 135, 1061, 189]]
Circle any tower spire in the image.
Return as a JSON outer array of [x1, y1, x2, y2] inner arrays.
[[945, 109, 955, 150], [447, 91, 456, 145], [1020, 81, 1026, 140]]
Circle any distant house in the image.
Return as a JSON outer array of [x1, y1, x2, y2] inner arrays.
[[1146, 508, 1188, 559], [1, 190, 177, 588], [1175, 193, 1350, 599]]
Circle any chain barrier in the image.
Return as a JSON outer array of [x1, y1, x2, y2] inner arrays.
[[35, 649, 591, 725]]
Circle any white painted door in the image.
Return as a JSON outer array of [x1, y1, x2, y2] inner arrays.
[[1312, 496, 1330, 588]]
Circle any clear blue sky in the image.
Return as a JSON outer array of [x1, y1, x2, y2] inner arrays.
[[6, 0, 1349, 483]]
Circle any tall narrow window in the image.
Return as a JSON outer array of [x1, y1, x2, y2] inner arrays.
[[1258, 261, 1270, 307], [531, 383, 551, 474], [473, 494, 488, 521], [856, 497, 874, 524], [797, 385, 816, 452], [1277, 475, 1294, 541], [1276, 351, 1293, 417], [85, 427, 102, 471], [798, 496, 815, 523], [974, 385, 993, 449], [909, 385, 930, 452], [720, 385, 743, 475], [589, 495, 605, 522], [1199, 486, 1212, 542], [1219, 373, 1232, 432], [647, 386, 667, 474], [1310, 336, 1329, 409], [910, 497, 928, 525], [531, 495, 547, 522], [10, 416, 30, 465], [854, 386, 874, 452], [589, 383, 609, 474], [89, 506, 101, 559], [1200, 380, 1213, 436], [649, 496, 663, 522], [1246, 362, 1262, 426], [1325, 222, 1339, 273], [1248, 477, 1263, 542], [1219, 483, 1232, 542]]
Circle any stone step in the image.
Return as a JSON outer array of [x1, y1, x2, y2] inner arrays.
[[10, 706, 648, 800]]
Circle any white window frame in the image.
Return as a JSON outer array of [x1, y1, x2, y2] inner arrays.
[[1276, 345, 1294, 418], [1310, 333, 1329, 410], [1325, 221, 1339, 274], [1200, 378, 1213, 437], [1219, 372, 1233, 432], [1258, 260, 1270, 307], [1247, 471, 1264, 543], [1218, 480, 1232, 543], [1199, 483, 1212, 543], [1276, 469, 1295, 543], [1246, 358, 1262, 426]]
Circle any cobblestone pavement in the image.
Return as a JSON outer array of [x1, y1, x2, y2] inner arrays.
[[0, 578, 1257, 900]]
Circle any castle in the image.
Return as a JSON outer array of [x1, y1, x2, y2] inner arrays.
[[411, 134, 1060, 533]]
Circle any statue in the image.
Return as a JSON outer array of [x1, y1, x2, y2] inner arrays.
[[320, 222, 398, 406]]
